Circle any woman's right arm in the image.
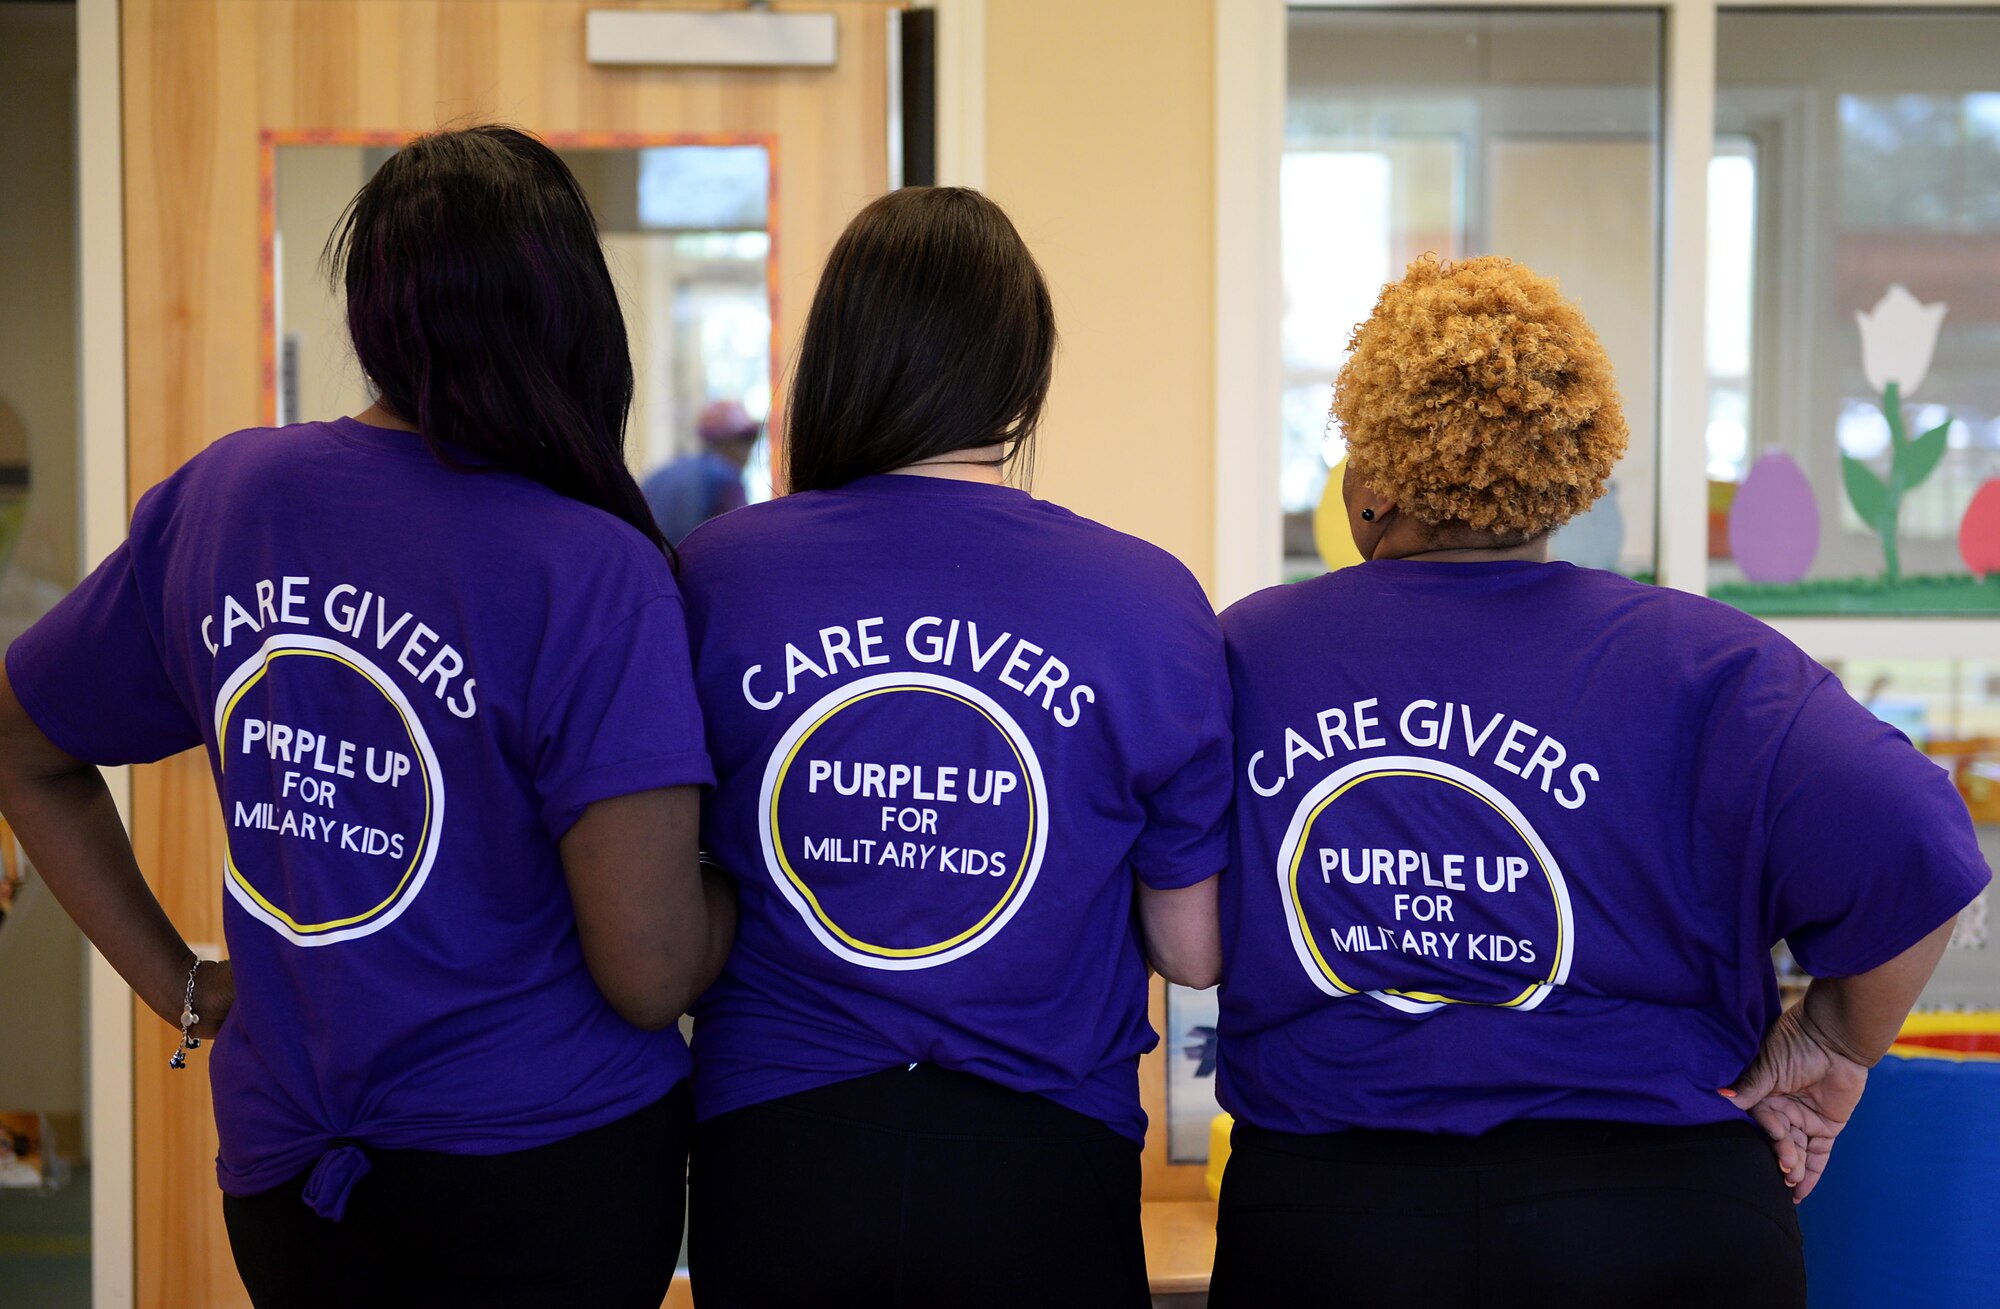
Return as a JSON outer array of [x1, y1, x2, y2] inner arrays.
[[1727, 669, 1988, 1202], [558, 786, 735, 1031], [1725, 913, 1956, 1202], [0, 668, 232, 1036]]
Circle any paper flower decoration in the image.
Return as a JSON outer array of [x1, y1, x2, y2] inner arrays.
[[1856, 285, 1947, 399], [1844, 286, 1952, 584]]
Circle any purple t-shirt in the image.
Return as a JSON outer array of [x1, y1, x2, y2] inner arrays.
[[6, 419, 712, 1215], [678, 475, 1231, 1142], [1218, 560, 1990, 1137]]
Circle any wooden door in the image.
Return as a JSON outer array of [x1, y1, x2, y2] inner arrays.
[[121, 3, 892, 1303]]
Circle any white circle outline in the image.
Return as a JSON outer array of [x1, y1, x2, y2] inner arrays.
[[212, 633, 447, 947], [1273, 754, 1574, 1013], [756, 671, 1050, 971]]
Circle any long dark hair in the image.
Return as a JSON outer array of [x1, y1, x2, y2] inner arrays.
[[784, 187, 1056, 493], [328, 125, 669, 555]]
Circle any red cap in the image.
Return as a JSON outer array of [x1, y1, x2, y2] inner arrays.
[[696, 400, 761, 442]]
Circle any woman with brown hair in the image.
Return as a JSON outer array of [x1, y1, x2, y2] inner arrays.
[[678, 187, 1231, 1307], [1210, 254, 1986, 1307]]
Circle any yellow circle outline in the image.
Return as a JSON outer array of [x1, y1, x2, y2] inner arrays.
[[770, 685, 1037, 959], [217, 649, 432, 935], [1287, 768, 1562, 1008]]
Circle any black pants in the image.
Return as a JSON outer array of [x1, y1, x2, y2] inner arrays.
[[222, 1083, 692, 1309], [689, 1063, 1149, 1308], [1210, 1117, 1806, 1309]]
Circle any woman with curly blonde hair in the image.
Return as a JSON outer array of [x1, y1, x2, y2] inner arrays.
[[1208, 255, 1984, 1307]]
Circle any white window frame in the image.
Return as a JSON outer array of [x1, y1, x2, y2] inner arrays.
[[77, 1, 134, 1304], [1214, 0, 2000, 661]]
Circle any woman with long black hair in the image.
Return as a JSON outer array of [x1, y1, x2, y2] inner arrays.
[[0, 126, 732, 1307], [678, 187, 1231, 1307]]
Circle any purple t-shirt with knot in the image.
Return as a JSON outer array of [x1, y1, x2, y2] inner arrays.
[[1217, 560, 1990, 1137], [6, 419, 712, 1217], [678, 475, 1232, 1142]]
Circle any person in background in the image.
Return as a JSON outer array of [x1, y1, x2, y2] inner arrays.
[[0, 126, 734, 1308], [678, 187, 1229, 1308], [1209, 254, 1987, 1309], [644, 398, 760, 544]]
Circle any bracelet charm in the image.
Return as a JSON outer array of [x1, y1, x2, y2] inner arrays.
[[170, 957, 202, 1070]]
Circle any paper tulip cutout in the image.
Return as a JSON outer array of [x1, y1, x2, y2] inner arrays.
[[1842, 286, 1951, 585], [1961, 479, 2000, 581], [1856, 285, 1947, 399], [1730, 452, 1819, 584]]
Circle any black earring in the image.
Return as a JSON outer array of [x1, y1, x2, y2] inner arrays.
[[1361, 508, 1376, 521]]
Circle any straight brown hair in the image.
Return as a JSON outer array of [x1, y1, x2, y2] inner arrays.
[[783, 187, 1056, 493]]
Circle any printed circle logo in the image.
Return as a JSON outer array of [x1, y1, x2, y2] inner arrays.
[[1275, 755, 1574, 1013], [758, 672, 1049, 970], [213, 635, 445, 947]]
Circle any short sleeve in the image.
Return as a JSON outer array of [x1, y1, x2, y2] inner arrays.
[[5, 540, 203, 766], [531, 594, 715, 839], [1130, 637, 1234, 891], [1764, 676, 1991, 977]]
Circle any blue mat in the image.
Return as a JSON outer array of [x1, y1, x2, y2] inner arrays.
[[1798, 1053, 2000, 1308]]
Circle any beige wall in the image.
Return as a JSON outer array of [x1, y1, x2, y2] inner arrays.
[[984, 0, 1220, 1201], [985, 0, 1218, 591]]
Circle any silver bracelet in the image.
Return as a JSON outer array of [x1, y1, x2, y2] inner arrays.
[[169, 956, 202, 1070]]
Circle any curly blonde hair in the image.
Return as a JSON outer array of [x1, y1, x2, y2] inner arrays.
[[1332, 254, 1627, 539]]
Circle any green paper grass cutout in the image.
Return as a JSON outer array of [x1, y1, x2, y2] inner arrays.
[[1712, 572, 2000, 616]]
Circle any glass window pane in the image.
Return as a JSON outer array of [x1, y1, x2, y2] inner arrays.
[[636, 145, 770, 231], [1711, 13, 2000, 614], [1283, 10, 1663, 580]]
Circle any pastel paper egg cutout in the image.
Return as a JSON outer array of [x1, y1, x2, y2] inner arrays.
[[1729, 452, 1820, 584], [1552, 483, 1625, 572], [1961, 478, 2000, 581]]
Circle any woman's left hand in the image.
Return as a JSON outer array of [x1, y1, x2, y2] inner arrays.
[[1723, 1005, 1869, 1203]]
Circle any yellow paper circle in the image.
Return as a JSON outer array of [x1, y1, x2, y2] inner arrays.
[[1313, 457, 1365, 573]]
